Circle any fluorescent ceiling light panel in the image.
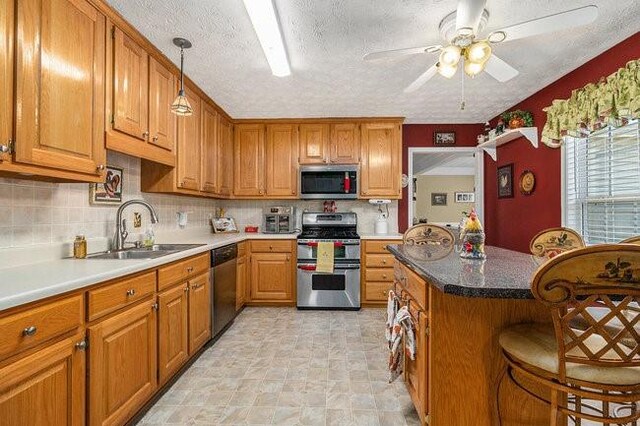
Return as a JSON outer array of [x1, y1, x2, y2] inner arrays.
[[242, 0, 291, 77]]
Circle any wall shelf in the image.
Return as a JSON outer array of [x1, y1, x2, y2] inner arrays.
[[477, 127, 539, 161]]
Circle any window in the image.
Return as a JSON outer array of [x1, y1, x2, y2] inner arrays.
[[564, 121, 640, 244]]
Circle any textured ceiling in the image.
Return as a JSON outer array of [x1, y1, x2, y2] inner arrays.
[[106, 0, 640, 123]]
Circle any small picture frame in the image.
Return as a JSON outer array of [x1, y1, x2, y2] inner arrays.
[[497, 163, 514, 199], [431, 193, 447, 206], [90, 166, 123, 205], [455, 192, 475, 203], [434, 131, 456, 146], [211, 217, 238, 233]]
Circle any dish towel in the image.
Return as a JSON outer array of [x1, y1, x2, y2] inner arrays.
[[388, 306, 416, 383], [315, 241, 334, 273], [385, 289, 399, 344]]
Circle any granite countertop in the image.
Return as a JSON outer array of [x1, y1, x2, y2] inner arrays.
[[387, 244, 540, 299], [359, 233, 403, 240], [0, 232, 297, 311]]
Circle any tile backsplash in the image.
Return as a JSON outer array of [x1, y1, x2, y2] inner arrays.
[[0, 150, 398, 250]]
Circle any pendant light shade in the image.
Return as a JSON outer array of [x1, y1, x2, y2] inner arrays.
[[171, 38, 193, 117]]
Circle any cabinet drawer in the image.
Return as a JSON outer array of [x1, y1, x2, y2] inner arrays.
[[365, 254, 394, 268], [237, 242, 247, 257], [364, 281, 392, 302], [365, 240, 402, 254], [158, 253, 210, 291], [394, 261, 427, 310], [250, 240, 293, 253], [365, 268, 394, 282], [0, 295, 84, 359], [88, 271, 156, 321]]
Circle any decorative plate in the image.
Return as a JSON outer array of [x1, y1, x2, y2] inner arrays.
[[519, 170, 535, 195]]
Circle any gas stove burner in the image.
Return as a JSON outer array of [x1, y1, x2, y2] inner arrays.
[[298, 228, 360, 240], [298, 211, 359, 241]]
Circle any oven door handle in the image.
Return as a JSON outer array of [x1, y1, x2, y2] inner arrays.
[[304, 242, 349, 247], [297, 264, 360, 271]]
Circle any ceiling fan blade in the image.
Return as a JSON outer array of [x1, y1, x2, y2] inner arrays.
[[489, 5, 598, 43], [363, 45, 441, 62], [455, 0, 487, 33], [484, 55, 519, 82], [404, 64, 438, 93]]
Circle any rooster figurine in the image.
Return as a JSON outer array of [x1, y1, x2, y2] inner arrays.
[[459, 209, 486, 260]]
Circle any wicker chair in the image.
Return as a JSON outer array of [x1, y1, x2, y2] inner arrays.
[[498, 244, 640, 425], [529, 227, 585, 263], [622, 236, 640, 245], [403, 223, 455, 247]]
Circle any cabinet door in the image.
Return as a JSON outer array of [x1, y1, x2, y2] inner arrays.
[[176, 87, 201, 191], [88, 301, 157, 426], [158, 284, 189, 385], [15, 0, 106, 176], [200, 102, 218, 194], [234, 123, 265, 196], [330, 122, 360, 164], [0, 0, 12, 164], [236, 255, 247, 310], [266, 124, 298, 198], [0, 335, 85, 426], [148, 56, 176, 152], [216, 115, 234, 197], [250, 253, 293, 301], [404, 307, 428, 422], [112, 27, 148, 140], [188, 272, 211, 354], [299, 124, 329, 164], [360, 122, 401, 198]]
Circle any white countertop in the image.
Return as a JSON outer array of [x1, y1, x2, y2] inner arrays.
[[0, 232, 297, 312], [360, 233, 403, 240]]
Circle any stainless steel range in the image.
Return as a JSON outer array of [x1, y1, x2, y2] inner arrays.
[[297, 212, 361, 310]]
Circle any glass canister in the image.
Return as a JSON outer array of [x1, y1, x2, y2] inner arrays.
[[73, 235, 87, 259]]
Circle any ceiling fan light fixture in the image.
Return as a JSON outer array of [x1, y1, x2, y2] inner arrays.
[[437, 62, 457, 79], [463, 59, 484, 77], [467, 40, 492, 63], [487, 31, 507, 43], [439, 45, 461, 67]]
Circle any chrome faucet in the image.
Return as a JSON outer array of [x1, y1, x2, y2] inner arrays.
[[112, 200, 159, 251]]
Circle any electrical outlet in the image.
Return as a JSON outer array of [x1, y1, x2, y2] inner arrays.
[[133, 212, 142, 228]]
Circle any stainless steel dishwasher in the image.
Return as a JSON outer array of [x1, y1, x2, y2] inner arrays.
[[211, 244, 237, 337]]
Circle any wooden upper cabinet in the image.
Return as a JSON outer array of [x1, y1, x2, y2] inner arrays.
[[148, 56, 176, 152], [299, 124, 329, 164], [176, 87, 201, 191], [234, 123, 265, 197], [112, 27, 148, 140], [266, 124, 298, 198], [200, 102, 218, 194], [88, 301, 157, 426], [360, 121, 402, 199], [330, 122, 360, 164], [14, 0, 106, 178], [217, 115, 234, 197], [0, 336, 85, 426], [0, 0, 12, 164]]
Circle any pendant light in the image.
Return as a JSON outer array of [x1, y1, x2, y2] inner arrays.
[[171, 37, 193, 116]]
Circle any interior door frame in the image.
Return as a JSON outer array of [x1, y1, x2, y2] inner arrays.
[[407, 147, 484, 229]]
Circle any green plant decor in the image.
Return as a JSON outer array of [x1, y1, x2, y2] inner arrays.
[[501, 110, 534, 127]]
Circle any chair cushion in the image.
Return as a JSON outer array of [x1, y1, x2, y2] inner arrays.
[[499, 323, 640, 386]]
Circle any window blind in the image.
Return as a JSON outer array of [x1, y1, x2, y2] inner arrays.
[[564, 121, 640, 244]]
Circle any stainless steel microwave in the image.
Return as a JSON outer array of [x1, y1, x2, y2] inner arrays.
[[299, 165, 358, 199]]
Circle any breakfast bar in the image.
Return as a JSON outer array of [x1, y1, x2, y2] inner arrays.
[[387, 244, 553, 426]]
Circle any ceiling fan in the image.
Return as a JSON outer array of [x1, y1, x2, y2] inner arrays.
[[364, 0, 598, 93]]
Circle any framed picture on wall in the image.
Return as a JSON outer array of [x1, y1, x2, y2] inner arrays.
[[455, 192, 475, 203], [434, 131, 456, 145], [497, 163, 514, 198], [431, 193, 447, 206]]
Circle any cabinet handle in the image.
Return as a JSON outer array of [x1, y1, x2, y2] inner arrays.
[[143, 131, 149, 138], [269, 245, 273, 250], [126, 288, 136, 296], [75, 340, 88, 351], [96, 164, 105, 172], [286, 256, 290, 261], [152, 135, 158, 142], [22, 326, 37, 337], [186, 266, 194, 273], [179, 181, 185, 187], [382, 274, 388, 279], [382, 259, 387, 265], [184, 286, 189, 292], [152, 302, 159, 311]]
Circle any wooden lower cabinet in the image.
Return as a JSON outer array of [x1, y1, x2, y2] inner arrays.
[[403, 301, 428, 422], [0, 334, 85, 426], [188, 272, 211, 354], [88, 300, 157, 426], [158, 283, 189, 385], [362, 239, 402, 305], [247, 240, 295, 304]]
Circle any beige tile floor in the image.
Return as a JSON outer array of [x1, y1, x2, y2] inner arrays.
[[137, 307, 421, 425]]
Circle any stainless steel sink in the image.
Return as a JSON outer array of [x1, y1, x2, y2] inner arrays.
[[87, 243, 206, 260]]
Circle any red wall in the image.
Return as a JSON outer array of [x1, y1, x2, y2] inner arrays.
[[399, 124, 484, 232], [483, 32, 640, 252]]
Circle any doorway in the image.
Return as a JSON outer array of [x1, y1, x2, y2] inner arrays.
[[408, 147, 484, 230]]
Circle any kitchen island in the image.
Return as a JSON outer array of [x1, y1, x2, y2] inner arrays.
[[387, 244, 553, 426]]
